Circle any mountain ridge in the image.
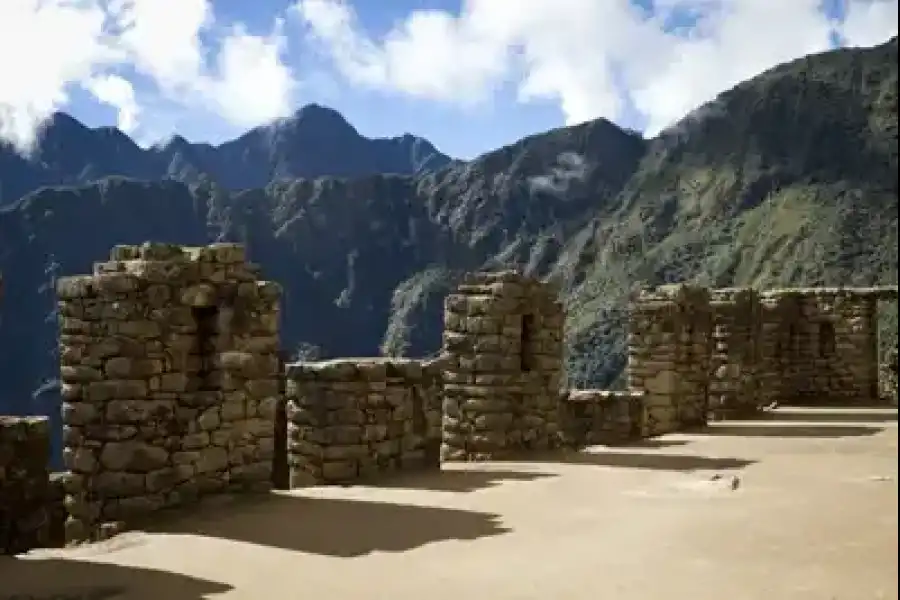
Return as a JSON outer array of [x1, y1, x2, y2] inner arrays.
[[0, 103, 456, 204]]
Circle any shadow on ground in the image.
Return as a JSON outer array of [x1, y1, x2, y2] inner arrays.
[[497, 450, 754, 472], [760, 408, 898, 424], [696, 423, 885, 438], [0, 556, 231, 600], [616, 439, 690, 449], [364, 468, 556, 492], [154, 493, 510, 557]]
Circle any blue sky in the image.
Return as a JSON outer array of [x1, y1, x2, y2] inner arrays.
[[81, 0, 570, 158], [2, 0, 896, 159]]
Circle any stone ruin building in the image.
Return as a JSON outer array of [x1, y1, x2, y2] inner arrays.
[[0, 244, 897, 554]]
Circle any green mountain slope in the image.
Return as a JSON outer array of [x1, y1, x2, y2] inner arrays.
[[555, 37, 898, 386]]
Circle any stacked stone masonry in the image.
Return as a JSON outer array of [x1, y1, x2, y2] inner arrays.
[[2, 248, 899, 554], [0, 416, 53, 554], [285, 358, 443, 486], [756, 288, 890, 406], [55, 242, 282, 543], [627, 285, 713, 436], [708, 288, 762, 419], [440, 271, 564, 461], [557, 390, 646, 448]]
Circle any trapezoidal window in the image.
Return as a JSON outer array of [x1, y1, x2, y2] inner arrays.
[[192, 306, 219, 391], [684, 324, 695, 362], [818, 322, 836, 357], [520, 313, 536, 372]]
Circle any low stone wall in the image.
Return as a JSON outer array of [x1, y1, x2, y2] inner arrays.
[[758, 288, 885, 406], [880, 344, 898, 406], [285, 358, 442, 486], [0, 416, 52, 555], [558, 390, 646, 448]]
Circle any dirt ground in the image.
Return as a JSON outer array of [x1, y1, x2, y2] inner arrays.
[[3, 406, 897, 600]]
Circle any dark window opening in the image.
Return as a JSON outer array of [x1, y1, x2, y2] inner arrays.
[[521, 314, 535, 372], [192, 306, 219, 391], [661, 317, 675, 334], [787, 325, 798, 357], [819, 322, 836, 357], [684, 324, 695, 361]]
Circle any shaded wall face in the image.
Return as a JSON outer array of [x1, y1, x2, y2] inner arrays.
[[759, 292, 879, 405], [284, 358, 442, 487], [441, 272, 563, 461], [557, 390, 645, 448], [708, 289, 761, 418], [0, 416, 52, 554], [57, 244, 281, 542]]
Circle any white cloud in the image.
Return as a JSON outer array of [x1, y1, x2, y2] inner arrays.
[[293, 0, 899, 136], [0, 0, 296, 153], [1, 0, 897, 154], [0, 0, 118, 151], [83, 74, 140, 133], [207, 23, 297, 127], [841, 0, 899, 47]]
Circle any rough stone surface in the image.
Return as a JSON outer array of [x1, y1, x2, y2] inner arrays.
[[757, 288, 896, 407], [285, 357, 442, 486], [55, 242, 281, 543], [558, 390, 645, 447], [0, 416, 52, 554], [440, 271, 564, 461], [627, 285, 713, 436], [3, 252, 898, 554], [880, 344, 898, 406], [708, 288, 762, 419]]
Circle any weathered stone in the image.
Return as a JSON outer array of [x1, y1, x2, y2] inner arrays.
[[0, 416, 52, 554], [53, 243, 281, 544], [441, 272, 563, 461], [285, 357, 441, 486], [99, 442, 169, 472]]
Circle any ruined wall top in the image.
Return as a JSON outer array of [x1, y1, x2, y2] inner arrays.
[[630, 283, 711, 311], [759, 286, 898, 302], [55, 242, 278, 305], [452, 269, 561, 299], [633, 284, 898, 305], [106, 242, 248, 265], [284, 356, 448, 382]]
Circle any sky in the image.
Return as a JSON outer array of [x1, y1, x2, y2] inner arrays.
[[0, 1, 897, 160]]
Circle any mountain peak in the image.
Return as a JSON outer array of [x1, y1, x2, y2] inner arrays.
[[271, 103, 360, 139]]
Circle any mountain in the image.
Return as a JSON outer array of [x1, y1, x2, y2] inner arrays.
[[0, 103, 454, 204], [0, 37, 897, 465]]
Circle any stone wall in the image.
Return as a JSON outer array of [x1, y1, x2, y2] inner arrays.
[[0, 416, 52, 554], [441, 271, 564, 461], [627, 285, 712, 436], [880, 343, 898, 406], [557, 390, 645, 448], [56, 242, 281, 543], [708, 288, 762, 419], [758, 288, 893, 406], [284, 358, 442, 486]]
